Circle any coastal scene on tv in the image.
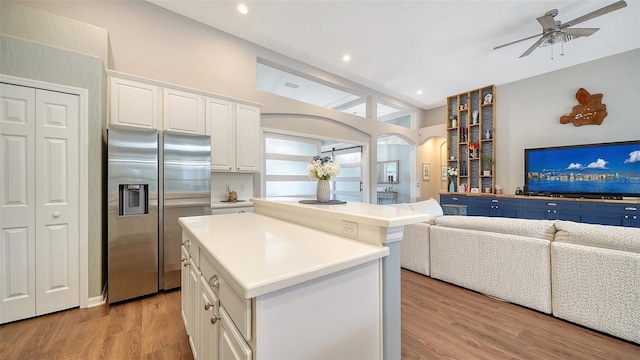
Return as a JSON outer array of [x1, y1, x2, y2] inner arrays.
[[526, 142, 640, 196]]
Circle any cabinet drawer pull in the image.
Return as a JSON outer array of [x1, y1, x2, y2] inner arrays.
[[211, 315, 221, 324], [491, 200, 498, 203], [625, 207, 637, 211], [204, 301, 213, 311], [452, 197, 458, 201], [547, 203, 556, 206], [209, 275, 220, 288]]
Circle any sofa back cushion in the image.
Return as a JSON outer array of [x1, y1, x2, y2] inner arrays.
[[554, 220, 640, 254], [435, 216, 556, 241]]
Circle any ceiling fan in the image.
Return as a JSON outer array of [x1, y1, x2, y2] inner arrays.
[[494, 0, 628, 58]]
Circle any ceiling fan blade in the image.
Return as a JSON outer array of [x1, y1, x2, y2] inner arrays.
[[537, 14, 557, 32], [560, 0, 627, 28], [563, 28, 600, 37], [494, 32, 543, 50], [519, 36, 547, 58]]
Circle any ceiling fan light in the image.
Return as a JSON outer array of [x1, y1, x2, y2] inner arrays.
[[539, 32, 579, 48]]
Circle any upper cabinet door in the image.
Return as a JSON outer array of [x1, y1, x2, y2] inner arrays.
[[206, 97, 235, 171], [163, 88, 205, 134], [235, 104, 260, 172], [109, 77, 159, 129]]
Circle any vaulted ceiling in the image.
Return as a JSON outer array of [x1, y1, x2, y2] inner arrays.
[[149, 1, 639, 110]]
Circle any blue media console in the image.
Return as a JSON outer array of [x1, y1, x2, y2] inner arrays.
[[439, 193, 639, 228]]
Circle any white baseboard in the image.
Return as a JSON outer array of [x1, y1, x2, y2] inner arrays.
[[87, 283, 108, 308]]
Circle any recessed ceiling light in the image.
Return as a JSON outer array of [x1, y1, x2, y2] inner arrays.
[[342, 54, 351, 62], [237, 4, 249, 15], [416, 89, 423, 95]]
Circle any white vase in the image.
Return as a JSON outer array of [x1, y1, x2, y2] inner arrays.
[[317, 179, 331, 203]]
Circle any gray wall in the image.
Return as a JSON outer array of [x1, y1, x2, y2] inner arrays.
[[496, 49, 640, 193], [419, 48, 640, 197]]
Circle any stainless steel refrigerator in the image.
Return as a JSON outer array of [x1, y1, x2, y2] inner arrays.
[[108, 125, 211, 304]]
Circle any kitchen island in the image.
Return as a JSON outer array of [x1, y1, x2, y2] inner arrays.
[[180, 199, 428, 360]]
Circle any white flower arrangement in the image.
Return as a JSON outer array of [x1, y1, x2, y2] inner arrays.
[[446, 166, 459, 179], [307, 155, 341, 181]]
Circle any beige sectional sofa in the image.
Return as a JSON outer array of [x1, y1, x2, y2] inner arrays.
[[401, 213, 640, 344]]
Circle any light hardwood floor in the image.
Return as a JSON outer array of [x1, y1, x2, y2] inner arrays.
[[401, 269, 639, 360], [0, 290, 193, 360], [1, 270, 638, 359]]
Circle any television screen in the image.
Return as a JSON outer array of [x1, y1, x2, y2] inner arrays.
[[524, 140, 640, 198]]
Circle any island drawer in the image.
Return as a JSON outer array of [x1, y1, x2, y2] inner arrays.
[[182, 233, 199, 267], [200, 252, 252, 341]]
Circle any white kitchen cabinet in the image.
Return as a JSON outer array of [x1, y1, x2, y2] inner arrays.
[[162, 88, 205, 134], [211, 206, 254, 215], [199, 276, 220, 360], [184, 237, 252, 360], [219, 307, 252, 360], [206, 97, 260, 172], [180, 212, 387, 360], [188, 256, 200, 359], [109, 76, 159, 129], [1, 83, 80, 324], [180, 246, 190, 330], [234, 104, 260, 172]]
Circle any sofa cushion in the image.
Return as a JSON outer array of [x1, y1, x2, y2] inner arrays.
[[401, 222, 430, 276], [554, 220, 640, 254], [551, 242, 640, 343], [435, 215, 556, 241], [430, 226, 552, 313]]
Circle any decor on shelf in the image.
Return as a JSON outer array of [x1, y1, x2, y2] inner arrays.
[[446, 166, 458, 192], [447, 85, 496, 200], [469, 142, 479, 158], [307, 155, 341, 203], [422, 163, 430, 181], [481, 154, 492, 176], [450, 113, 458, 128], [560, 88, 607, 126], [441, 166, 448, 181]]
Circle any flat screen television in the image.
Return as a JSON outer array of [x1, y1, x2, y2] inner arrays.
[[524, 140, 640, 199]]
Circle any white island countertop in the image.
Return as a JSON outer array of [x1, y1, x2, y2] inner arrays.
[[179, 212, 388, 299], [251, 197, 429, 228]]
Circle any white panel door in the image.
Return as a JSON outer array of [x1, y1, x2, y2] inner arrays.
[[235, 104, 260, 172], [0, 84, 79, 324], [0, 83, 36, 323], [34, 89, 79, 315], [163, 88, 204, 134], [206, 98, 234, 171]]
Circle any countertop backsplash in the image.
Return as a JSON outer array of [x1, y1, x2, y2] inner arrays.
[[211, 172, 256, 203]]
